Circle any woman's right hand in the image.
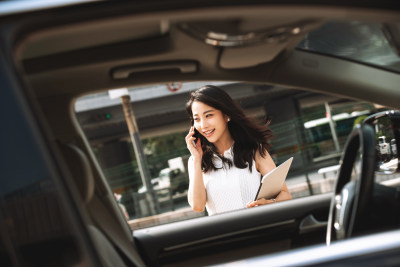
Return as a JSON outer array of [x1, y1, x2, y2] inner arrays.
[[186, 126, 203, 159]]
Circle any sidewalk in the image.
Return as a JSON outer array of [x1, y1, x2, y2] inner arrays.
[[128, 206, 204, 230]]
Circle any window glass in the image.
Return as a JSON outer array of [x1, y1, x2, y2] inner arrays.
[[298, 21, 400, 73], [75, 82, 394, 230]]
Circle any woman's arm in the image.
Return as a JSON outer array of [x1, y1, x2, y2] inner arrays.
[[187, 156, 207, 211], [275, 182, 292, 201], [254, 148, 276, 175], [186, 127, 207, 212], [247, 149, 292, 208]]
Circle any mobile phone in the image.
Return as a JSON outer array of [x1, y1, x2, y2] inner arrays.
[[192, 128, 200, 147]]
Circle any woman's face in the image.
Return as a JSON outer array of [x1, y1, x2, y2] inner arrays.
[[191, 101, 230, 144]]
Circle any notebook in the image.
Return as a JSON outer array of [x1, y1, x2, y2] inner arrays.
[[254, 157, 293, 201]]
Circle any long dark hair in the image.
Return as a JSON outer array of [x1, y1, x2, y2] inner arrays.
[[185, 85, 273, 173]]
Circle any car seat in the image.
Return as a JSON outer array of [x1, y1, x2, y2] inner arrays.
[[59, 142, 145, 267]]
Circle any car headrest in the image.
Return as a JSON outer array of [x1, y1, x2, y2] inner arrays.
[[59, 143, 95, 204]]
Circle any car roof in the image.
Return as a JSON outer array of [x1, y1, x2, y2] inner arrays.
[[1, 0, 397, 109]]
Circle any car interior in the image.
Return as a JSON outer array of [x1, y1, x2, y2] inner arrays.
[[1, 1, 400, 266]]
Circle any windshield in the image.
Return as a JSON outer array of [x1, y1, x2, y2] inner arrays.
[[297, 21, 400, 73], [75, 81, 395, 229]]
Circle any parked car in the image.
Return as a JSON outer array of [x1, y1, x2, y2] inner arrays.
[[392, 139, 398, 159], [378, 136, 391, 162], [1, 1, 400, 267], [138, 177, 171, 193]]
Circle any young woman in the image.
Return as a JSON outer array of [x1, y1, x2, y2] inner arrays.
[[185, 85, 292, 215]]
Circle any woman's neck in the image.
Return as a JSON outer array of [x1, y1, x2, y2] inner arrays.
[[214, 135, 234, 156]]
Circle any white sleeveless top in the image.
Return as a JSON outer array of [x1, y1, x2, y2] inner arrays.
[[188, 147, 261, 216]]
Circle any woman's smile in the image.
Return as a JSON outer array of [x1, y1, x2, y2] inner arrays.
[[203, 129, 215, 138]]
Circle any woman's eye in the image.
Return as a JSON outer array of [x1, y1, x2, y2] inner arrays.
[[206, 114, 213, 118]]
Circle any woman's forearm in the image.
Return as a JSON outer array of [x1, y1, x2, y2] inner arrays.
[[275, 183, 292, 201], [187, 158, 207, 211]]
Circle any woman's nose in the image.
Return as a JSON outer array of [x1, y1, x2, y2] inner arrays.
[[200, 119, 208, 129]]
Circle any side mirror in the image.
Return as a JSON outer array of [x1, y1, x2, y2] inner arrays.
[[363, 110, 400, 173]]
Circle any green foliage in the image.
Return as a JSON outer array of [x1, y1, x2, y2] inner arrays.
[[143, 132, 187, 155], [143, 132, 189, 177], [353, 115, 368, 128]]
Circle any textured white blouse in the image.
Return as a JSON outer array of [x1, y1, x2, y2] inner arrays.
[[188, 147, 262, 216]]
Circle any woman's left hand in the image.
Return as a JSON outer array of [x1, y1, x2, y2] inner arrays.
[[246, 198, 276, 208]]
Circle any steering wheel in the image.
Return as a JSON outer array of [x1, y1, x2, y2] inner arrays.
[[326, 123, 376, 245]]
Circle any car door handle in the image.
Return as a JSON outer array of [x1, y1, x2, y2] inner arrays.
[[299, 214, 327, 234]]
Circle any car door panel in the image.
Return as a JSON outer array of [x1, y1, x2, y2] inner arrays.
[[134, 193, 331, 266]]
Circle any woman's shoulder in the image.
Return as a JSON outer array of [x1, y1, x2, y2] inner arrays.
[[254, 148, 276, 174]]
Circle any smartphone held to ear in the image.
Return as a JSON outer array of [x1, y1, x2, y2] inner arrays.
[[192, 128, 200, 147]]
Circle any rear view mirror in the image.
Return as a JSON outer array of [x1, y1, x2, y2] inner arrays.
[[364, 110, 400, 173]]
